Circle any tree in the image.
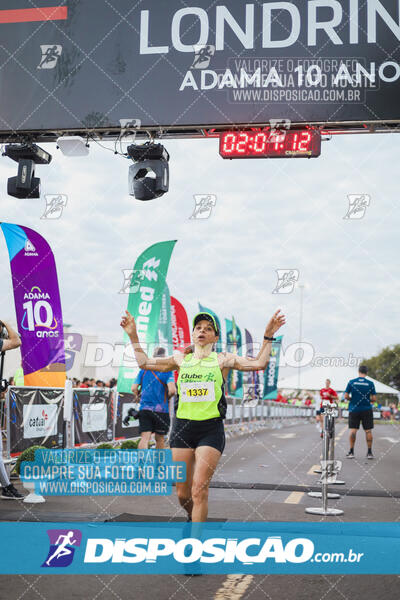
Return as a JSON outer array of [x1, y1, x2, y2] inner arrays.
[[363, 345, 400, 397]]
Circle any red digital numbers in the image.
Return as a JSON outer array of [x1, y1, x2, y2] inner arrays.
[[219, 130, 321, 159], [253, 132, 267, 153]]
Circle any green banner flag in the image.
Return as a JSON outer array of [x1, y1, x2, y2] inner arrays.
[[263, 336, 283, 399], [198, 303, 222, 352], [117, 240, 177, 393], [225, 316, 243, 398], [157, 283, 173, 353]]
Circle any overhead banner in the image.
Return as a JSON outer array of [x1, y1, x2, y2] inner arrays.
[[263, 336, 283, 400], [1, 223, 66, 387], [198, 303, 222, 352], [225, 317, 243, 398], [3, 1, 400, 136], [117, 240, 177, 393], [7, 387, 64, 455], [171, 296, 190, 352]]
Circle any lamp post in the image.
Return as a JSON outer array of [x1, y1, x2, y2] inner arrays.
[[298, 284, 305, 390]]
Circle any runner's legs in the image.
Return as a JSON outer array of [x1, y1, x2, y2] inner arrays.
[[172, 448, 195, 519], [191, 445, 221, 522]]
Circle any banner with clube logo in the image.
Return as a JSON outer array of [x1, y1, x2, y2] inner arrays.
[[1, 223, 66, 387]]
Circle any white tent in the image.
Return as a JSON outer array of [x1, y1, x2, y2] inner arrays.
[[279, 366, 399, 395]]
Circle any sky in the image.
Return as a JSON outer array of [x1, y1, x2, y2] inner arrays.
[[1, 130, 399, 379]]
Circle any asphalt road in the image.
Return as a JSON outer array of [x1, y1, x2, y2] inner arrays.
[[1, 419, 399, 599]]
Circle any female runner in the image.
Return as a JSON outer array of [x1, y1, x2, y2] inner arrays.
[[120, 309, 285, 522]]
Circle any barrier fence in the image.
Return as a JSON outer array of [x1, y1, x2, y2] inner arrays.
[[11, 385, 394, 457]]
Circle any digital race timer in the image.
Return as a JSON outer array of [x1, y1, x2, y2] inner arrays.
[[219, 130, 321, 159]]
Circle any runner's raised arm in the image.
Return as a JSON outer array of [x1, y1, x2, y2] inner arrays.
[[220, 310, 285, 372], [120, 310, 182, 372]]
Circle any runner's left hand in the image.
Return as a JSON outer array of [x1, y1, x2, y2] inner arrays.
[[264, 310, 286, 336]]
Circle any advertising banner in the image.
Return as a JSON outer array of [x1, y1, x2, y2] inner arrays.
[[2, 1, 400, 136], [263, 336, 283, 399], [1, 223, 66, 387], [157, 284, 173, 353], [7, 387, 64, 454], [114, 392, 140, 440], [0, 522, 399, 574], [117, 241, 177, 393], [244, 328, 261, 396], [225, 317, 243, 397], [171, 296, 190, 352], [73, 389, 113, 445]]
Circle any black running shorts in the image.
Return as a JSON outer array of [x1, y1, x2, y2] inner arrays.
[[348, 409, 374, 430], [138, 410, 170, 435], [169, 417, 225, 454]]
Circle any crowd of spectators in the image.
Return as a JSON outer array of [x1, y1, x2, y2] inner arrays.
[[70, 377, 117, 389]]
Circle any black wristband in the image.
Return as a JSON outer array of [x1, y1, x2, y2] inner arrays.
[[264, 336, 276, 341]]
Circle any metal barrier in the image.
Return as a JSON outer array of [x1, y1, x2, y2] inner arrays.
[[306, 401, 344, 516], [225, 397, 313, 436]]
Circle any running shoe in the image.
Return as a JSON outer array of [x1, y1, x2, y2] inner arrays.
[[320, 432, 323, 439], [1, 484, 24, 500], [366, 450, 374, 459], [346, 450, 355, 459]]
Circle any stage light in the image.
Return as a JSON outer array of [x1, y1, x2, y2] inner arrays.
[[127, 142, 169, 201], [3, 143, 52, 199], [56, 136, 89, 156]]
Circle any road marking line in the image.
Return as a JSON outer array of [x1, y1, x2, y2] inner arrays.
[[214, 574, 254, 600], [284, 491, 304, 504]]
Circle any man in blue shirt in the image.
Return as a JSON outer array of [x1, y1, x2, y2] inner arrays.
[[132, 347, 176, 449], [345, 365, 376, 459]]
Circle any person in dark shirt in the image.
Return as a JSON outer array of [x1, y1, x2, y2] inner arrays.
[[345, 365, 376, 459]]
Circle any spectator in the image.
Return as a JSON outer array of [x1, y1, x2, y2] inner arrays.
[[130, 347, 176, 450], [0, 319, 24, 499], [345, 365, 376, 459]]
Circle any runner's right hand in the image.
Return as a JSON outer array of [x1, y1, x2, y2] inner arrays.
[[120, 310, 137, 337]]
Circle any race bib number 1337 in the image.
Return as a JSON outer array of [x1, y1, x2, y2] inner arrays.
[[180, 381, 215, 403]]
